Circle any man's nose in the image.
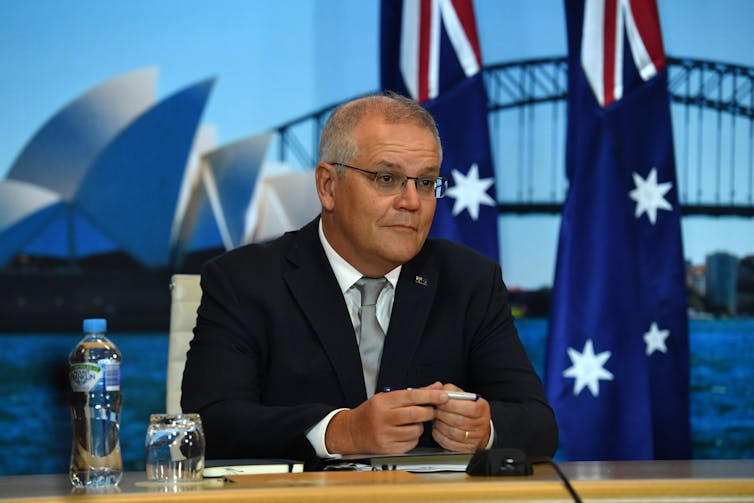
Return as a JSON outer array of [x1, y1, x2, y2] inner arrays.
[[395, 179, 422, 209]]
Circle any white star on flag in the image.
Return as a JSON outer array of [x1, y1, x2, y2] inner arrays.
[[628, 167, 673, 224], [562, 339, 615, 397], [445, 163, 495, 220], [643, 322, 670, 355]]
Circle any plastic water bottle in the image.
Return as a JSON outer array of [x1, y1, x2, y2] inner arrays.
[[68, 318, 123, 487]]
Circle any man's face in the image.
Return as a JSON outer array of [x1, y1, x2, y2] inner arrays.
[[319, 114, 440, 277]]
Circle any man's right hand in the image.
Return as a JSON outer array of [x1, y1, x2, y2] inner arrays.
[[324, 387, 450, 454]]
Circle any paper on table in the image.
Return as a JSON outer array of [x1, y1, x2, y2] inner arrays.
[[331, 449, 475, 473], [203, 459, 304, 477]]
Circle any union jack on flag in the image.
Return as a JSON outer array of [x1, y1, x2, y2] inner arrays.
[[381, 0, 499, 261], [580, 0, 667, 107], [545, 0, 691, 460]]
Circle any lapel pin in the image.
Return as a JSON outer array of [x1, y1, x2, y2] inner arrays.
[[414, 275, 428, 287]]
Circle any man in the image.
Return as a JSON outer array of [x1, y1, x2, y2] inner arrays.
[[181, 93, 557, 466]]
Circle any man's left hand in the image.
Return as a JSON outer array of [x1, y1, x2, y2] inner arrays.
[[427, 382, 491, 451]]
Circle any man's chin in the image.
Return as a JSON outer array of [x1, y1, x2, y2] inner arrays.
[[381, 244, 423, 266]]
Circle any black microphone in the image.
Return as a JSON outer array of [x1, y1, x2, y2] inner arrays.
[[465, 448, 583, 503], [465, 448, 532, 476]]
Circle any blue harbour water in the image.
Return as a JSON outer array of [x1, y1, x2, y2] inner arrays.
[[0, 318, 752, 475]]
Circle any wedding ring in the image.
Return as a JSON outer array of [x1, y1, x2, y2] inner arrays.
[[463, 430, 469, 442]]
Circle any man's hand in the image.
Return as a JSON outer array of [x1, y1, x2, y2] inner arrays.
[[430, 382, 491, 451], [324, 388, 449, 455]]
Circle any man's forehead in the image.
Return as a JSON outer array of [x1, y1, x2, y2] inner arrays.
[[353, 114, 442, 161]]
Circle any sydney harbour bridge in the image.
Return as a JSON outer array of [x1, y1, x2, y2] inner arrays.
[[274, 56, 754, 218]]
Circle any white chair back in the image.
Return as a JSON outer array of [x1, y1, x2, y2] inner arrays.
[[166, 274, 201, 413]]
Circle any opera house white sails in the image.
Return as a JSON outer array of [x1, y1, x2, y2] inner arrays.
[[0, 69, 319, 271]]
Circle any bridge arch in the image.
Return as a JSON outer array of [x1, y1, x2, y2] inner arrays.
[[272, 56, 754, 217]]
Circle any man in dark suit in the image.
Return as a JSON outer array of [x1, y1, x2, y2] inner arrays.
[[181, 93, 557, 465]]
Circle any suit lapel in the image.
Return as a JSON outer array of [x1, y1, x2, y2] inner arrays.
[[282, 219, 367, 406], [378, 247, 439, 389]]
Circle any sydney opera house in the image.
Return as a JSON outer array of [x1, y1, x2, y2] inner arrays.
[[0, 69, 319, 331]]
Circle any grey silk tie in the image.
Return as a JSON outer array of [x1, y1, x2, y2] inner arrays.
[[355, 277, 388, 398]]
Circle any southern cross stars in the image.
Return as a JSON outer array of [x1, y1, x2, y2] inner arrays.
[[562, 339, 614, 397], [643, 322, 670, 355], [445, 163, 495, 220], [561, 323, 672, 398], [628, 167, 673, 224]]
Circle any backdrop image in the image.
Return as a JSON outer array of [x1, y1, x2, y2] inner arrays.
[[1, 0, 753, 475]]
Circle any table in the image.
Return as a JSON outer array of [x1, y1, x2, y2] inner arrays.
[[1, 460, 753, 502]]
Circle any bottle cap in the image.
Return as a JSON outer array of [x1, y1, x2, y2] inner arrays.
[[83, 318, 107, 333]]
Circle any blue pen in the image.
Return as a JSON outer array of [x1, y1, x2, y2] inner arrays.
[[380, 386, 480, 401]]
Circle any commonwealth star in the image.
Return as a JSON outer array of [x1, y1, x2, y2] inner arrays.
[[445, 163, 495, 220], [562, 339, 615, 397]]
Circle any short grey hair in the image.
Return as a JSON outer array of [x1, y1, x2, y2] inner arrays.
[[318, 92, 442, 175]]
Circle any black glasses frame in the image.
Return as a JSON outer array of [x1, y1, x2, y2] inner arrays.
[[329, 162, 448, 199]]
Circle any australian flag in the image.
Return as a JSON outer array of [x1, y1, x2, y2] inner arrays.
[[380, 0, 499, 261], [545, 0, 691, 460]]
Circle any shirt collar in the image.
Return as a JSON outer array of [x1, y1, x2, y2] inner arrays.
[[318, 219, 400, 293]]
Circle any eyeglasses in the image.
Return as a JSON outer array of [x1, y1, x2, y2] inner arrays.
[[330, 162, 448, 199]]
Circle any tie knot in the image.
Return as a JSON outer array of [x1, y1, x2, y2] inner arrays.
[[355, 277, 387, 306]]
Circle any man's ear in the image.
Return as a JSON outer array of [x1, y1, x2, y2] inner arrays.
[[315, 162, 337, 211]]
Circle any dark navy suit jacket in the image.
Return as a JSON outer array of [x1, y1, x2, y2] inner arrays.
[[181, 217, 557, 465]]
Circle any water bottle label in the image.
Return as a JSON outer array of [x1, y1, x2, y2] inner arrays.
[[100, 359, 120, 391], [69, 360, 120, 392], [69, 363, 102, 392]]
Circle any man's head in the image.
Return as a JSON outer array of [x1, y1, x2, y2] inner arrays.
[[316, 93, 443, 277]]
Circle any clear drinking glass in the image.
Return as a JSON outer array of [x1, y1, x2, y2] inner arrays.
[[145, 413, 205, 482]]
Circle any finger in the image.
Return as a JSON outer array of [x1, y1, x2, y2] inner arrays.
[[431, 424, 454, 450], [441, 382, 463, 392], [390, 404, 438, 425], [431, 423, 473, 452], [382, 388, 450, 407], [436, 398, 488, 419], [432, 415, 471, 441], [346, 400, 427, 454], [434, 408, 469, 429], [437, 397, 475, 412], [438, 383, 484, 406], [370, 392, 438, 427], [434, 409, 489, 442], [436, 397, 484, 419], [373, 415, 428, 454], [433, 413, 491, 451], [423, 381, 444, 390], [383, 421, 426, 442]]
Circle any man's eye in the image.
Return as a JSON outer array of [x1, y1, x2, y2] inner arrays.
[[419, 178, 434, 187], [376, 173, 397, 184]]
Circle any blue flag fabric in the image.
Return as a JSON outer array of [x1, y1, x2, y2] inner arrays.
[[545, 0, 691, 460], [380, 0, 499, 261]]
